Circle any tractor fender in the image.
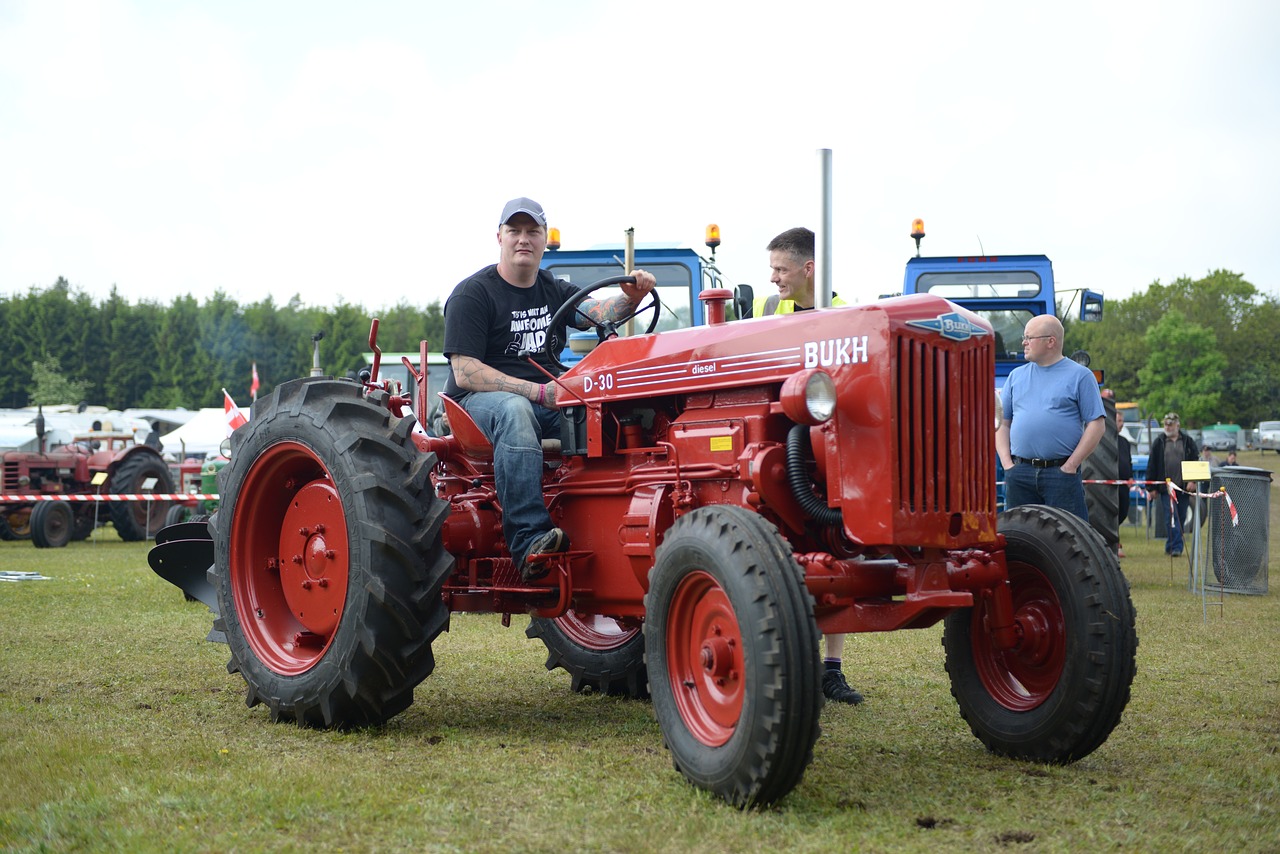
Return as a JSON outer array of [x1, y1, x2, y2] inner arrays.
[[104, 445, 168, 483]]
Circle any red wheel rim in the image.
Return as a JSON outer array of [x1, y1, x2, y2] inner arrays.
[[665, 570, 744, 746], [229, 441, 349, 675], [971, 562, 1065, 711], [555, 610, 640, 650]]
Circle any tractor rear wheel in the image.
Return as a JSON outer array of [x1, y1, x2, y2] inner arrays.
[[109, 452, 174, 541], [527, 611, 648, 698], [943, 504, 1137, 762], [1082, 397, 1119, 549], [31, 501, 73, 549], [210, 378, 453, 728], [645, 505, 822, 808]]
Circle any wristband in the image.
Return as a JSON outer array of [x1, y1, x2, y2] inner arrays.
[[537, 384, 546, 406]]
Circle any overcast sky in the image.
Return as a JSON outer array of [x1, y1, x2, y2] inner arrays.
[[2, 0, 1278, 313]]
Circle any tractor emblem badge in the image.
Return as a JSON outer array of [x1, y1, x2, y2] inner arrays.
[[906, 311, 990, 342]]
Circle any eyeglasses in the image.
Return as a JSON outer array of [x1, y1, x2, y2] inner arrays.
[[1021, 335, 1053, 342]]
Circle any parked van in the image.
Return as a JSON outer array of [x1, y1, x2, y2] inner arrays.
[[1258, 421, 1280, 453]]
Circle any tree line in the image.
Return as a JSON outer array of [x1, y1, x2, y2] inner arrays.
[[0, 278, 444, 410], [1066, 269, 1280, 427], [4, 269, 1277, 427]]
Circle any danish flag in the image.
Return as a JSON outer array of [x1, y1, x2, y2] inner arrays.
[[223, 388, 248, 436], [250, 362, 260, 401]]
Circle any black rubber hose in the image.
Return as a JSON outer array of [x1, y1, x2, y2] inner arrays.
[[786, 424, 843, 527]]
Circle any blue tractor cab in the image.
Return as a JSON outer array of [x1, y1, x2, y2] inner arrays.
[[540, 226, 730, 364], [900, 219, 1107, 514], [901, 219, 1103, 390]]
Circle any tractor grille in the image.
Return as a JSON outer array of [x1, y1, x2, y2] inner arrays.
[[2, 461, 19, 492], [894, 332, 995, 543]]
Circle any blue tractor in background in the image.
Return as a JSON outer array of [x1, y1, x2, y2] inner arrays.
[[899, 219, 1120, 551], [901, 219, 1104, 389], [541, 225, 731, 363]]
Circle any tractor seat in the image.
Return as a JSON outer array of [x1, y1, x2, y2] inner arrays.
[[437, 394, 562, 460]]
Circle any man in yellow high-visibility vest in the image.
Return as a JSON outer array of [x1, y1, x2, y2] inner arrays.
[[754, 226, 848, 317], [759, 227, 861, 705]]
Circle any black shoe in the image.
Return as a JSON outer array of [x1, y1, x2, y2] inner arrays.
[[1170, 550, 1183, 558], [822, 669, 864, 705], [520, 527, 568, 582]]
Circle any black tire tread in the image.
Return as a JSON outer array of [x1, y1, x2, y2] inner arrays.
[[211, 377, 453, 729], [31, 501, 73, 549], [943, 504, 1137, 763], [526, 615, 649, 698], [109, 451, 174, 541], [646, 504, 822, 808], [1082, 397, 1120, 547]]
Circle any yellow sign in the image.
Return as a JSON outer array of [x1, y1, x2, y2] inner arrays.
[[91, 472, 109, 485], [1181, 460, 1211, 482], [710, 436, 733, 452]]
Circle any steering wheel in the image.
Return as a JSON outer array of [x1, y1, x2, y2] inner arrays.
[[542, 275, 662, 372]]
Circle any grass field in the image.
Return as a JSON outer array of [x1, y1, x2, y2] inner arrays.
[[2, 454, 1278, 852]]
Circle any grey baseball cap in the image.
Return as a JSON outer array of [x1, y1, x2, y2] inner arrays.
[[499, 197, 546, 227]]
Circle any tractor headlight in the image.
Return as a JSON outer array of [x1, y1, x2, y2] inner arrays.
[[781, 369, 836, 425]]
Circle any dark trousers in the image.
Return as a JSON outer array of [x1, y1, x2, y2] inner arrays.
[[1164, 490, 1191, 555]]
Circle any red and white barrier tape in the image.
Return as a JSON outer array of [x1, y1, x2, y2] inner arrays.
[[0, 494, 218, 502], [1004, 478, 1241, 527], [1168, 480, 1239, 527]]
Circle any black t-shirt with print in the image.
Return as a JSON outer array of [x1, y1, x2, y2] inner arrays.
[[442, 265, 581, 398]]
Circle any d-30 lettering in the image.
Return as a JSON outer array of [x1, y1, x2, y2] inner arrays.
[[804, 336, 868, 368]]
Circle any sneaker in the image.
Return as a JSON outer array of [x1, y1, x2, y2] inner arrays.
[[822, 669, 864, 705], [520, 527, 569, 582]]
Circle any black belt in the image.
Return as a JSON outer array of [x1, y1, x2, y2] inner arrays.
[[1014, 455, 1069, 468]]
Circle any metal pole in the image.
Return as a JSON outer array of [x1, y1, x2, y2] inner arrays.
[[311, 332, 324, 377], [624, 227, 636, 336], [1189, 486, 1201, 594], [815, 149, 834, 309]]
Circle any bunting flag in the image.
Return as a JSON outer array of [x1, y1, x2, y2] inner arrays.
[[1221, 487, 1240, 527], [250, 362, 260, 401], [223, 388, 249, 437]]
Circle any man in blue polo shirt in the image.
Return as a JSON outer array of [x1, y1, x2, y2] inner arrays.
[[996, 314, 1106, 520]]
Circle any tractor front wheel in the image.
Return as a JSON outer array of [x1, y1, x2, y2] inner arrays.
[[527, 611, 648, 698], [646, 505, 822, 808], [31, 501, 73, 549], [211, 378, 453, 728], [943, 504, 1137, 762]]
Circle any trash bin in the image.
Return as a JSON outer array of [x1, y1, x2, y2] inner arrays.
[[1208, 466, 1271, 594]]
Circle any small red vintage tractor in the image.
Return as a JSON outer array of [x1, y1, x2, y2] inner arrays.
[[2, 418, 178, 547], [149, 280, 1137, 808]]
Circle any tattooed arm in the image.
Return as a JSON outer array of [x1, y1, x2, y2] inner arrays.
[[574, 269, 658, 327], [451, 354, 559, 407]]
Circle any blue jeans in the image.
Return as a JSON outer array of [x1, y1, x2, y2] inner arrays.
[[1003, 463, 1089, 522], [459, 391, 561, 564], [1163, 491, 1190, 555]]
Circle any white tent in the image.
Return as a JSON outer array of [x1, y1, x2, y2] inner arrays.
[[159, 408, 231, 457]]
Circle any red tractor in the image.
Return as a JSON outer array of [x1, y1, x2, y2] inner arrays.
[[2, 416, 177, 547], [148, 280, 1136, 808]]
